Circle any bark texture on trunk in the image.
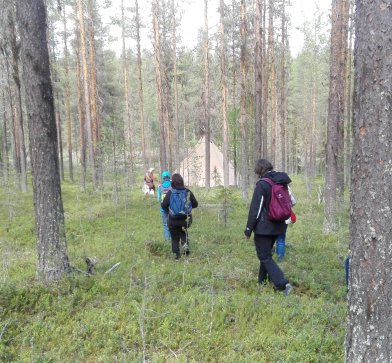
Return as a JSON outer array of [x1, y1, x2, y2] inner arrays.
[[346, 1, 392, 361], [16, 0, 70, 282]]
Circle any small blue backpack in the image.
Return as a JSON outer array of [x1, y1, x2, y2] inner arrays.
[[169, 189, 192, 217]]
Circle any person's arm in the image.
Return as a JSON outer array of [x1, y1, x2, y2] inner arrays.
[[244, 183, 264, 238], [161, 190, 171, 211], [189, 190, 198, 208]]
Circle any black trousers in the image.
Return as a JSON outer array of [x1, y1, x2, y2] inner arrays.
[[254, 234, 288, 290], [168, 216, 192, 255]]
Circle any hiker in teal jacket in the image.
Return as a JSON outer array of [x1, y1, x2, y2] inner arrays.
[[157, 171, 172, 241]]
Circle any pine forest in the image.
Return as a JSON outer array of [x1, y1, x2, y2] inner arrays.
[[0, 0, 391, 361]]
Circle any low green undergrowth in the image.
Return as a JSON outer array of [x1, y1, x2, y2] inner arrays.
[[0, 175, 348, 362]]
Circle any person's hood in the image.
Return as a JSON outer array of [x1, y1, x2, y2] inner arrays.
[[172, 186, 186, 190], [162, 180, 171, 188], [265, 170, 291, 184]]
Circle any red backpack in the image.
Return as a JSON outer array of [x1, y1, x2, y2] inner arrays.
[[261, 178, 292, 222]]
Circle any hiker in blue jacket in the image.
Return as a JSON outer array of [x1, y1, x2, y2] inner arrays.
[[161, 173, 198, 260], [157, 171, 172, 241], [244, 159, 293, 296]]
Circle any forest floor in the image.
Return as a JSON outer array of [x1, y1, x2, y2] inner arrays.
[[0, 174, 348, 362]]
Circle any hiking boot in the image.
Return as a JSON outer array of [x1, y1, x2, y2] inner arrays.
[[284, 283, 293, 296], [277, 255, 284, 263]]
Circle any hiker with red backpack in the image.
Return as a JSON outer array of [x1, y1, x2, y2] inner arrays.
[[244, 159, 293, 296], [157, 171, 172, 241], [161, 173, 198, 260]]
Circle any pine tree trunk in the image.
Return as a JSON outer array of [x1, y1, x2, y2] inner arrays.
[[121, 0, 133, 184], [153, 0, 167, 171], [16, 0, 70, 282], [1, 89, 9, 183], [344, 6, 354, 186], [239, 0, 248, 200], [220, 0, 230, 187], [268, 0, 277, 166], [345, 1, 392, 360], [3, 3, 28, 192], [171, 0, 180, 174], [76, 28, 87, 191], [56, 111, 65, 181], [254, 0, 263, 161], [62, 3, 74, 182], [77, 0, 97, 190], [231, 0, 238, 183], [324, 0, 348, 232], [5, 65, 19, 179], [280, 0, 287, 171], [87, 0, 102, 187], [203, 0, 211, 188], [261, 0, 268, 158], [135, 0, 147, 170], [309, 57, 318, 179]]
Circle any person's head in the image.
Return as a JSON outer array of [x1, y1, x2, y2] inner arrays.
[[148, 167, 154, 173], [161, 171, 171, 180], [171, 173, 184, 188], [254, 159, 273, 177]]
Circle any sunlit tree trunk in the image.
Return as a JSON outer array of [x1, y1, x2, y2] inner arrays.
[[220, 0, 230, 187], [62, 2, 74, 182], [203, 0, 211, 188], [16, 0, 70, 282], [345, 0, 392, 360], [152, 0, 167, 171]]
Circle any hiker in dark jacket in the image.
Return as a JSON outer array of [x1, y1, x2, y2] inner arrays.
[[244, 158, 293, 296], [161, 173, 198, 260]]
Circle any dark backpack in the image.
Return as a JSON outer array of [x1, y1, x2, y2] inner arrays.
[[261, 178, 292, 222], [169, 189, 192, 217]]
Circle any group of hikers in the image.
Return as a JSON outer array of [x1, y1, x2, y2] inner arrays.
[[143, 158, 296, 296]]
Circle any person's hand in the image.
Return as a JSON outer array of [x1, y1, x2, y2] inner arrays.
[[244, 227, 251, 239]]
